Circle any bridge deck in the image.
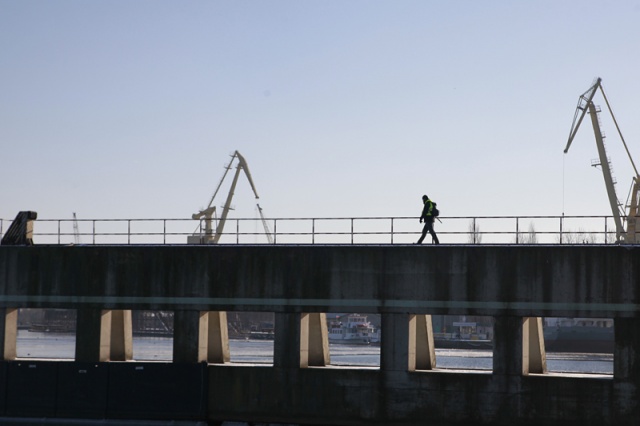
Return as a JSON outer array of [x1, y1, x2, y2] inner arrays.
[[0, 245, 638, 425]]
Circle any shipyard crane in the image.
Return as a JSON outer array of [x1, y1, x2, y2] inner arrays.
[[190, 151, 273, 244], [564, 77, 640, 243]]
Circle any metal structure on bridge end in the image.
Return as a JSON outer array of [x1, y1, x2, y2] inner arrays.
[[564, 77, 640, 244], [0, 211, 37, 246]]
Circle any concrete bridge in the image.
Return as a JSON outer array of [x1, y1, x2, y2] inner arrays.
[[0, 243, 639, 425]]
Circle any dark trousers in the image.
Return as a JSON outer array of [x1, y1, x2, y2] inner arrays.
[[417, 219, 439, 244]]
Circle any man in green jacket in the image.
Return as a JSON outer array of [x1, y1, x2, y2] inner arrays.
[[417, 194, 440, 244]]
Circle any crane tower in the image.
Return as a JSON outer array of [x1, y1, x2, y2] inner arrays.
[[564, 78, 640, 243]]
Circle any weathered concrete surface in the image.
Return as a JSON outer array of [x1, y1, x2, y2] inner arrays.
[[0, 244, 639, 425], [207, 366, 616, 426], [0, 245, 638, 317]]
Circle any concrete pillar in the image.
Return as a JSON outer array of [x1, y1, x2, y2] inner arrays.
[[173, 310, 208, 363], [613, 318, 640, 421], [76, 309, 113, 362], [274, 312, 301, 368], [381, 313, 410, 372], [522, 317, 547, 374], [207, 311, 230, 364], [493, 316, 523, 376], [408, 314, 436, 371], [614, 318, 640, 382], [300, 313, 329, 367], [494, 316, 546, 375], [109, 310, 133, 361], [0, 308, 18, 360]]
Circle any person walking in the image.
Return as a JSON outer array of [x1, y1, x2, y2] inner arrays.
[[417, 194, 440, 244]]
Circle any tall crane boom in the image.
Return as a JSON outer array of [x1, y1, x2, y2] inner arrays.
[[211, 151, 259, 244], [564, 78, 640, 243], [191, 151, 272, 244]]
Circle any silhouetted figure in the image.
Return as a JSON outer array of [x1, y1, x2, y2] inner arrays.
[[417, 195, 439, 244]]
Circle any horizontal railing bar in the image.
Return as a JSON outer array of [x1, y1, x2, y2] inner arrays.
[[1, 215, 617, 220]]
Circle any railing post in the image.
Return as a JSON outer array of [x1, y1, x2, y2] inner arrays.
[[559, 216, 563, 245], [92, 220, 96, 245], [312, 219, 315, 244], [351, 218, 354, 245], [57, 220, 61, 245], [515, 217, 519, 244], [236, 219, 239, 244], [604, 217, 608, 244], [473, 218, 477, 244], [127, 220, 131, 245], [163, 219, 166, 244], [390, 218, 394, 244], [273, 219, 277, 244]]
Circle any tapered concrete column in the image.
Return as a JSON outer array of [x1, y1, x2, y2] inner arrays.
[[300, 313, 329, 367], [173, 310, 208, 363], [109, 310, 133, 361], [207, 311, 230, 364], [409, 314, 436, 371], [381, 313, 410, 372], [493, 316, 523, 376], [0, 308, 18, 360], [274, 312, 301, 368], [522, 317, 547, 374], [76, 309, 113, 362]]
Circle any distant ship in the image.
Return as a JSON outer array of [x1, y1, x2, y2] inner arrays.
[[434, 320, 493, 350], [434, 336, 493, 350], [328, 314, 378, 345], [432, 318, 614, 353], [543, 318, 614, 353]]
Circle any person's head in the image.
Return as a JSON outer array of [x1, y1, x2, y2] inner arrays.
[[422, 195, 428, 201]]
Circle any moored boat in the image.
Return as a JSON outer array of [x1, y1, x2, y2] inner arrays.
[[328, 313, 377, 345]]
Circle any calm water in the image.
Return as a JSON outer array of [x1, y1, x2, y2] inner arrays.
[[16, 330, 613, 374]]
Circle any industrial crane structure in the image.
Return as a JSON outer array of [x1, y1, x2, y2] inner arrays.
[[564, 77, 640, 243], [190, 151, 273, 244]]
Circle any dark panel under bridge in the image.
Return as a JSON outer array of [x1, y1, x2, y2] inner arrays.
[[0, 244, 639, 425]]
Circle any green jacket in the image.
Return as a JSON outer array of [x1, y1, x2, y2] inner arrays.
[[420, 199, 435, 221]]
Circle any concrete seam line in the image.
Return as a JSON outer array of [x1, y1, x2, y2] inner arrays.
[[0, 295, 639, 312]]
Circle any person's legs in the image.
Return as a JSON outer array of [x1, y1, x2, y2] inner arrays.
[[417, 223, 428, 244], [427, 221, 440, 244]]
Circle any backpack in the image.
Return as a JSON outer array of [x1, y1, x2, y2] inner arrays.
[[431, 202, 440, 218]]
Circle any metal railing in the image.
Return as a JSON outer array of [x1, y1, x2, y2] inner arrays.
[[0, 215, 626, 245]]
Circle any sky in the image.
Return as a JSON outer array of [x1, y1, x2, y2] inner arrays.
[[2, 1, 640, 228]]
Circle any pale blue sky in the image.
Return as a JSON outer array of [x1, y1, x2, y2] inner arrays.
[[2, 1, 640, 225]]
